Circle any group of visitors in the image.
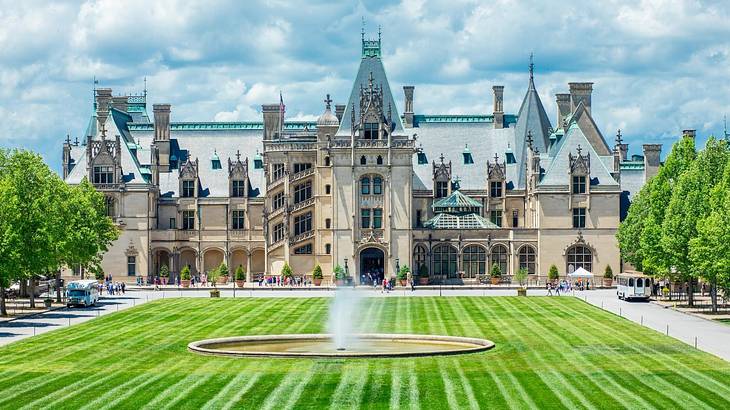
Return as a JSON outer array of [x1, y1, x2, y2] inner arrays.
[[361, 269, 385, 287], [256, 275, 312, 287], [546, 280, 573, 296], [100, 276, 125, 295]]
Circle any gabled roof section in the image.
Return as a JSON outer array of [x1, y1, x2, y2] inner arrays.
[[570, 101, 612, 156], [424, 212, 499, 230], [433, 190, 482, 212], [336, 36, 404, 136], [513, 65, 552, 189]]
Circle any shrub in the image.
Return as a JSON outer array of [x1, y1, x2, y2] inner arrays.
[[334, 264, 346, 280], [159, 264, 169, 278], [207, 266, 220, 286], [515, 267, 528, 288], [548, 264, 559, 282], [312, 265, 323, 280], [218, 263, 229, 277], [418, 264, 428, 277], [397, 264, 410, 281], [490, 263, 502, 278], [181, 266, 191, 280], [235, 265, 245, 281], [281, 262, 293, 278], [604, 265, 613, 279]]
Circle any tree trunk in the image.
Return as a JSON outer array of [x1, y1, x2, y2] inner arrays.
[[0, 288, 6, 316], [19, 279, 27, 298], [55, 271, 62, 303], [28, 278, 35, 309], [687, 278, 694, 307], [711, 279, 718, 314]]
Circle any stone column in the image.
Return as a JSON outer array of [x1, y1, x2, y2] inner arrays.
[[246, 252, 252, 283]]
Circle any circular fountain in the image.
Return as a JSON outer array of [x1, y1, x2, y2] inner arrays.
[[188, 333, 494, 358]]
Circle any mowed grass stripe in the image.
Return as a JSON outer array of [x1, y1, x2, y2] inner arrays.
[[260, 361, 316, 410], [329, 361, 370, 410]]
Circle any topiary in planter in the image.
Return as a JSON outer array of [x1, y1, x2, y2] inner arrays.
[[216, 263, 229, 284], [603, 265, 614, 287], [397, 264, 410, 286], [548, 264, 559, 284], [235, 265, 246, 287], [334, 264, 346, 285], [515, 267, 528, 295], [418, 264, 429, 285], [180, 266, 191, 288], [490, 263, 502, 285], [312, 265, 323, 286], [159, 264, 169, 278]]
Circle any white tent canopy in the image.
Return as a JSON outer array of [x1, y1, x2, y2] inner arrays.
[[567, 267, 593, 278]]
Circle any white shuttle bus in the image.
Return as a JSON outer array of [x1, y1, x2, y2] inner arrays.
[[66, 280, 100, 307], [616, 273, 652, 301]]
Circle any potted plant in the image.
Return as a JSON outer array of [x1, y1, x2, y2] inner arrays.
[[548, 264, 559, 285], [418, 264, 429, 285], [490, 263, 502, 285], [159, 264, 169, 286], [515, 267, 528, 296], [312, 265, 323, 286], [216, 263, 229, 285], [397, 264, 410, 286], [334, 264, 346, 286], [280, 262, 293, 285], [180, 266, 191, 288], [603, 264, 614, 287], [208, 267, 221, 297], [234, 265, 246, 288]]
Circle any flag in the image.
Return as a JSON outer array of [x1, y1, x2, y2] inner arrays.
[[279, 91, 285, 132]]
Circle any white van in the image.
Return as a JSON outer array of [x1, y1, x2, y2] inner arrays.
[[616, 274, 652, 301], [66, 280, 100, 307]]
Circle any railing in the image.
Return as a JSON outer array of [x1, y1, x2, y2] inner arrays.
[[268, 175, 285, 189], [291, 197, 314, 213], [289, 167, 314, 182], [176, 230, 197, 241], [356, 140, 388, 148], [332, 140, 352, 148], [268, 206, 284, 219], [269, 238, 285, 251], [289, 230, 314, 245], [264, 142, 317, 151]]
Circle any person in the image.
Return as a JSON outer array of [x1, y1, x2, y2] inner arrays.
[[382, 278, 387, 293], [555, 282, 560, 296], [411, 276, 416, 292], [546, 282, 553, 296], [121, 282, 126, 294]]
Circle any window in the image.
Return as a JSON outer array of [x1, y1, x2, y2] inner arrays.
[[325, 244, 331, 254], [376, 155, 383, 165], [232, 180, 246, 197], [572, 176, 586, 194], [364, 122, 378, 139], [211, 159, 222, 170], [433, 245, 458, 278], [435, 181, 449, 198], [360, 156, 367, 165], [373, 209, 382, 228], [294, 244, 312, 254], [518, 246, 536, 275], [325, 218, 331, 229], [629, 277, 635, 286], [490, 181, 502, 198], [512, 210, 519, 228], [361, 177, 370, 195], [92, 165, 114, 184], [232, 210, 245, 230], [566, 245, 592, 273], [272, 163, 285, 181], [182, 180, 195, 198], [127, 256, 136, 276], [182, 210, 195, 230], [293, 163, 312, 174], [463, 152, 474, 164], [272, 222, 284, 243], [105, 196, 115, 217], [372, 176, 382, 195], [462, 245, 486, 278], [573, 207, 586, 228], [254, 157, 263, 169], [169, 217, 176, 229], [361, 209, 370, 228], [294, 212, 312, 235], [413, 245, 427, 273], [294, 181, 312, 204], [272, 191, 285, 211], [324, 156, 330, 166], [417, 152, 428, 165], [490, 210, 503, 227], [325, 184, 331, 194], [491, 245, 508, 275], [415, 210, 422, 228]]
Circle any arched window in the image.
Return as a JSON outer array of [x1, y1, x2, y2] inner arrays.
[[566, 245, 592, 273], [377, 155, 383, 165], [372, 176, 382, 195], [462, 245, 486, 278], [324, 156, 330, 166], [414, 245, 427, 274], [360, 156, 367, 165], [518, 246, 536, 275], [491, 245, 508, 275], [433, 245, 458, 279], [361, 177, 370, 195]]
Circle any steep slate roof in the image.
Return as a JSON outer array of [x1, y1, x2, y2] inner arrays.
[[513, 72, 553, 189]]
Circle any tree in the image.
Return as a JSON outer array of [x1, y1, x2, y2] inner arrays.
[[333, 264, 346, 281], [235, 265, 246, 281], [548, 264, 559, 283], [515, 267, 528, 288], [281, 262, 293, 279], [397, 264, 410, 281], [617, 187, 650, 271], [604, 265, 613, 280], [311, 265, 323, 280], [490, 263, 502, 278]]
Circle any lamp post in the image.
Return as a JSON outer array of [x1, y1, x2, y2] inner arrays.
[[344, 258, 349, 286]]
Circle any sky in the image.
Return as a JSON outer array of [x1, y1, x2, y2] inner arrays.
[[1, 0, 729, 172]]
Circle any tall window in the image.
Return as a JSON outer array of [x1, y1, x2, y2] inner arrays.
[[491, 245, 508, 275], [325, 184, 331, 194], [294, 181, 312, 204], [294, 212, 312, 235], [272, 191, 285, 211], [567, 245, 592, 273], [415, 210, 423, 228], [360, 156, 367, 165], [572, 207, 586, 228], [324, 156, 330, 166], [293, 163, 312, 173], [361, 209, 371, 228], [232, 210, 245, 230], [272, 163, 285, 181], [105, 196, 115, 217], [127, 256, 136, 276], [414, 245, 427, 273], [518, 246, 536, 275], [361, 177, 370, 195], [376, 155, 383, 165], [182, 210, 195, 230], [272, 222, 284, 243], [490, 210, 503, 227], [490, 181, 502, 198], [93, 166, 114, 184], [325, 218, 331, 229], [433, 245, 458, 278], [572, 175, 586, 194], [372, 209, 383, 228], [169, 217, 176, 229], [364, 122, 378, 139], [435, 181, 449, 198], [325, 244, 331, 254], [232, 180, 246, 197], [182, 180, 195, 198], [462, 245, 486, 278], [372, 176, 382, 195], [512, 210, 519, 228]]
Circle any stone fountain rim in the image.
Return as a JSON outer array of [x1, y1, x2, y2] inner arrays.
[[188, 333, 495, 358]]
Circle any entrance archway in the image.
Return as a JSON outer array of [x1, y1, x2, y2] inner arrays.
[[360, 247, 385, 285]]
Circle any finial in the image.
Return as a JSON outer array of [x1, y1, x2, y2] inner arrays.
[[529, 52, 534, 80], [361, 17, 365, 41], [439, 153, 445, 163], [526, 130, 534, 149], [577, 144, 583, 156], [378, 25, 381, 42], [236, 150, 241, 161], [100, 123, 107, 139], [324, 93, 332, 110], [74, 137, 79, 146], [65, 134, 71, 144], [615, 129, 623, 146], [494, 152, 499, 163], [143, 76, 147, 98]]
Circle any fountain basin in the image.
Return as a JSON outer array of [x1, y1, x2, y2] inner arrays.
[[188, 333, 494, 358]]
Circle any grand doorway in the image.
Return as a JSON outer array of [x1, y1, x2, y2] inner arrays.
[[360, 247, 385, 285]]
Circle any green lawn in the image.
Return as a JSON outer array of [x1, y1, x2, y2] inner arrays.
[[1, 296, 729, 409]]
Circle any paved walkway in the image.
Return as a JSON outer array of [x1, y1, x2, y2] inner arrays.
[[1, 288, 729, 362]]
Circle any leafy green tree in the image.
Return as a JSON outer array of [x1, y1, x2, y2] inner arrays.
[[333, 264, 346, 280], [397, 264, 410, 281], [515, 267, 528, 288], [604, 265, 613, 280], [281, 262, 293, 279], [548, 264, 559, 283], [617, 187, 650, 272], [180, 266, 191, 281]]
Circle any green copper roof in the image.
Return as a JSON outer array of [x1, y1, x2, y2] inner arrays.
[[128, 121, 317, 132], [433, 190, 483, 214], [424, 212, 499, 230], [620, 161, 645, 170], [411, 114, 517, 125]]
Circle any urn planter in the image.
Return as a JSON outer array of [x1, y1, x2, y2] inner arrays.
[[490, 277, 500, 285], [235, 280, 245, 288], [181, 280, 191, 288], [313, 278, 323, 286]]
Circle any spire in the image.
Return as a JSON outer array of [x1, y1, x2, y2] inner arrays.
[[324, 93, 332, 110], [528, 52, 535, 89], [143, 76, 147, 98], [615, 129, 623, 147], [236, 149, 241, 161]]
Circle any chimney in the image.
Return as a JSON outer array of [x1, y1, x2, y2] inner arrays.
[[153, 104, 171, 170], [112, 96, 128, 112], [556, 93, 571, 128], [403, 86, 415, 128], [95, 88, 113, 129], [492, 86, 504, 129], [568, 82, 593, 114], [262, 104, 282, 140], [682, 129, 696, 139], [619, 143, 629, 161], [62, 137, 72, 179], [642, 144, 662, 181], [335, 104, 345, 123]]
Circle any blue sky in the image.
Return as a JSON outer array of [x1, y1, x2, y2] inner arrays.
[[1, 0, 729, 171]]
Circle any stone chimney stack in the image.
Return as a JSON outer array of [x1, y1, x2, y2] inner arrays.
[[62, 137, 72, 179], [112, 96, 128, 112], [556, 93, 571, 128], [642, 144, 662, 181], [619, 143, 629, 161], [153, 104, 171, 170], [492, 86, 504, 129], [335, 104, 345, 123], [569, 82, 593, 114], [262, 104, 282, 140], [95, 88, 113, 129], [683, 129, 696, 139], [403, 86, 415, 128]]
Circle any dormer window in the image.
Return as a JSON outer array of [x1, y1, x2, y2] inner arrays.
[[93, 166, 114, 184], [182, 180, 195, 198], [435, 181, 449, 198], [462, 145, 474, 164], [254, 158, 263, 169], [232, 180, 246, 197], [490, 181, 502, 198], [364, 122, 378, 140], [417, 152, 428, 165], [572, 175, 586, 194]]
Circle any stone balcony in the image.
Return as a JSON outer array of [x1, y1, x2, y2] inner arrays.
[[291, 197, 314, 213], [289, 230, 314, 245], [289, 167, 315, 183]]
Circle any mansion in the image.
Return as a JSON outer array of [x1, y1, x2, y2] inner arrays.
[[61, 34, 666, 284]]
